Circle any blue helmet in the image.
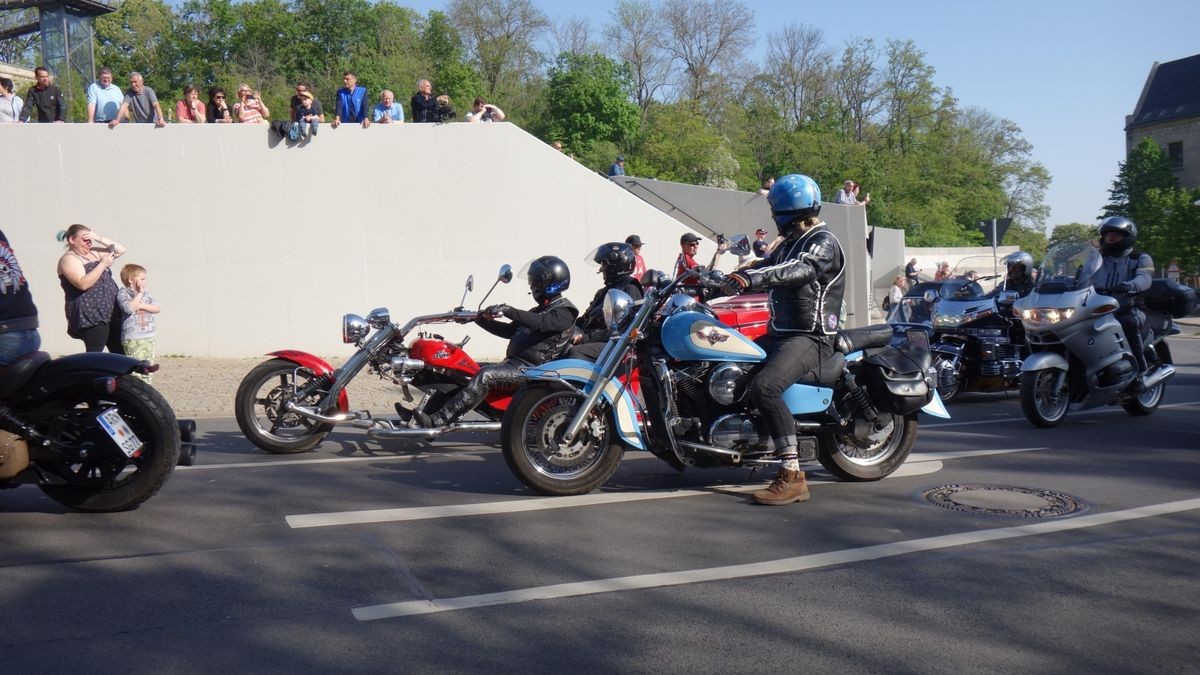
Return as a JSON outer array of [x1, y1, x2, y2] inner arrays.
[[767, 174, 822, 233]]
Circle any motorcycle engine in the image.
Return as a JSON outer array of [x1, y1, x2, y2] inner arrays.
[[708, 414, 761, 450]]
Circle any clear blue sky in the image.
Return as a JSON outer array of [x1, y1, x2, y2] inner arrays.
[[391, 0, 1198, 231]]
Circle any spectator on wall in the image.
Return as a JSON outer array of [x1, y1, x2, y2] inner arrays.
[[0, 77, 22, 123], [289, 81, 312, 121], [232, 83, 269, 124], [206, 87, 232, 123], [372, 89, 405, 124], [109, 72, 166, 128], [291, 90, 323, 138], [464, 97, 505, 123], [607, 155, 625, 177], [410, 79, 454, 123], [175, 84, 206, 123], [85, 67, 122, 123], [332, 71, 370, 129], [19, 66, 65, 123], [834, 179, 870, 206], [758, 177, 774, 195]]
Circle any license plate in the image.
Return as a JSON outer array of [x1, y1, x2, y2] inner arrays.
[[97, 408, 144, 457]]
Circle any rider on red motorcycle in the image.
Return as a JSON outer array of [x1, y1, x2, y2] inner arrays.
[[411, 256, 578, 428], [568, 242, 643, 362]]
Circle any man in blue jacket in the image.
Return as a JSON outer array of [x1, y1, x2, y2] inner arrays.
[[331, 71, 370, 129]]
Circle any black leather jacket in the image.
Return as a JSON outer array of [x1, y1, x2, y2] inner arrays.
[[1004, 274, 1035, 298], [476, 295, 579, 365], [577, 276, 643, 344], [741, 222, 846, 335]]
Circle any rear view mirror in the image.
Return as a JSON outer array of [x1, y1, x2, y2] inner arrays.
[[498, 264, 513, 284], [923, 290, 938, 304], [997, 290, 1018, 305], [729, 234, 751, 257], [465, 275, 475, 293]]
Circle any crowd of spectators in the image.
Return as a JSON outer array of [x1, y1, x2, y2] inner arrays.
[[2, 67, 492, 128]]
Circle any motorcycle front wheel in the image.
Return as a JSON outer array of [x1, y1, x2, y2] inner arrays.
[[818, 412, 918, 480], [1020, 369, 1069, 427], [235, 358, 334, 453], [501, 383, 624, 496], [30, 376, 180, 512], [932, 353, 961, 402]]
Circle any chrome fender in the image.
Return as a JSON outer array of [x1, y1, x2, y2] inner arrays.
[[921, 390, 951, 418], [524, 358, 645, 450], [1021, 352, 1069, 373]]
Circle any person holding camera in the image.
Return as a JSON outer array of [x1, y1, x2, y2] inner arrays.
[[464, 97, 505, 123], [411, 79, 455, 123], [232, 83, 269, 124]]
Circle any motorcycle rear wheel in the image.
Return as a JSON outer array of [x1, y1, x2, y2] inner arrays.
[[235, 359, 334, 453], [818, 412, 917, 481], [501, 384, 624, 496], [32, 376, 180, 512], [1020, 369, 1069, 427]]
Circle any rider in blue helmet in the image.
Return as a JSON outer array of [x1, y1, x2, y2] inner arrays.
[[720, 174, 847, 505]]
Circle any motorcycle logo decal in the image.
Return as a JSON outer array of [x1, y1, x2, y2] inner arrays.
[[827, 313, 838, 330], [694, 326, 730, 346]]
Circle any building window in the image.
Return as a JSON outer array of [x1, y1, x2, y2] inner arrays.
[[1167, 141, 1183, 169]]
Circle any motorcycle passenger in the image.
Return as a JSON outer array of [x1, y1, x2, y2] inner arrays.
[[1002, 251, 1035, 298], [411, 256, 579, 428], [720, 174, 846, 506], [0, 229, 41, 367], [569, 242, 644, 362], [1090, 216, 1154, 385]]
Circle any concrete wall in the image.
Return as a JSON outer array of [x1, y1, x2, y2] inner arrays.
[[614, 177, 875, 328], [7, 123, 720, 359]]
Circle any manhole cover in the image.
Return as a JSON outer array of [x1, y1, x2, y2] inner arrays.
[[921, 484, 1088, 519]]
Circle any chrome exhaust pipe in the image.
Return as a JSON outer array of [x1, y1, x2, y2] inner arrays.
[[677, 440, 741, 462], [285, 402, 364, 424], [1141, 364, 1176, 391], [366, 421, 502, 439]]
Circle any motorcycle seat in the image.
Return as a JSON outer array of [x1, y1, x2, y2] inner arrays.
[[0, 351, 51, 400], [836, 324, 893, 354]]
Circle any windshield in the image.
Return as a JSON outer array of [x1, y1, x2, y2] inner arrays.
[[1037, 242, 1101, 292], [949, 254, 1003, 294]]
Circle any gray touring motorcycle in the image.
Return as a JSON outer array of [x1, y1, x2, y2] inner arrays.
[[1013, 242, 1185, 427]]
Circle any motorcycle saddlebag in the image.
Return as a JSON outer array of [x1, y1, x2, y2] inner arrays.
[[862, 346, 931, 415], [1142, 278, 1196, 319]]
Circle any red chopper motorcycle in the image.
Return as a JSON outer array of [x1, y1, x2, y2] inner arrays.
[[234, 266, 517, 453]]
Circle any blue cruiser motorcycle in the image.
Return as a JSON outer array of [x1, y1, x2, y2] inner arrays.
[[500, 267, 949, 496]]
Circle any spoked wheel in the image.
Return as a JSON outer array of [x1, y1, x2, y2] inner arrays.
[[1020, 369, 1069, 427], [818, 412, 918, 481], [235, 359, 334, 453], [1123, 351, 1166, 416], [28, 377, 180, 512], [501, 384, 624, 496], [932, 354, 960, 402]]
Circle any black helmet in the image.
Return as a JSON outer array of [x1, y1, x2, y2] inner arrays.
[[593, 242, 636, 285], [527, 255, 571, 304], [1098, 216, 1137, 256], [1003, 250, 1033, 277]]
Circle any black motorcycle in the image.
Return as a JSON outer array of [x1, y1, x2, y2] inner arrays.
[[1, 352, 182, 512], [928, 278, 1027, 401]]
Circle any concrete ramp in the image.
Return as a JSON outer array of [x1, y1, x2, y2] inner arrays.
[[8, 123, 719, 358]]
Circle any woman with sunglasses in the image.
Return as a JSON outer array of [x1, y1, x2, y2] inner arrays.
[[56, 224, 126, 353], [206, 87, 232, 123]]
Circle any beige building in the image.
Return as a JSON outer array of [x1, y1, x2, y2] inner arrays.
[[1126, 53, 1200, 189]]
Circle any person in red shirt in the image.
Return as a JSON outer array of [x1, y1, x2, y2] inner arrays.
[[625, 234, 647, 281]]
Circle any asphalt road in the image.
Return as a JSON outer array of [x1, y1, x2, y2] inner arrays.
[[3, 338, 1199, 674]]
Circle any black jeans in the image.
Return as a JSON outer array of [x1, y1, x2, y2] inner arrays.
[[566, 341, 605, 361], [434, 357, 527, 424], [749, 333, 833, 449], [73, 322, 125, 355]]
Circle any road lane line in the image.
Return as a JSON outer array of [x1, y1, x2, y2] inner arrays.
[[924, 399, 1200, 429], [907, 447, 1048, 462], [351, 497, 1200, 621]]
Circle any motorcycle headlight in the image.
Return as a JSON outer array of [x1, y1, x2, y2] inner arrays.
[[603, 289, 634, 332], [932, 312, 963, 329], [366, 307, 391, 328], [1020, 307, 1076, 325], [343, 314, 369, 343]]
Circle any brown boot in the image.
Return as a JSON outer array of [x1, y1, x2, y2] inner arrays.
[[753, 468, 809, 505]]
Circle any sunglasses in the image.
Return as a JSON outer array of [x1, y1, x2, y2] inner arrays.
[[214, 95, 225, 99]]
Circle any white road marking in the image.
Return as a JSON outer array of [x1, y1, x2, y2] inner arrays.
[[287, 455, 967, 528], [907, 447, 1048, 462], [351, 497, 1200, 621], [924, 399, 1200, 429]]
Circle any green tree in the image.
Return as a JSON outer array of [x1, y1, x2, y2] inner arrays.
[[1047, 222, 1096, 249], [631, 101, 738, 188], [537, 52, 640, 157], [95, 0, 176, 96], [1143, 186, 1200, 275], [1103, 137, 1179, 263]]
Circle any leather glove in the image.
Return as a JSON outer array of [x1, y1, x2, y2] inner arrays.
[[483, 304, 513, 319], [1116, 281, 1134, 294], [720, 272, 751, 297]]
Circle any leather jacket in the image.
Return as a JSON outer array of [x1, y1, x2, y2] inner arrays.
[[741, 222, 846, 335], [577, 275, 643, 344], [1091, 249, 1154, 310], [1004, 274, 1035, 298], [477, 295, 579, 365]]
